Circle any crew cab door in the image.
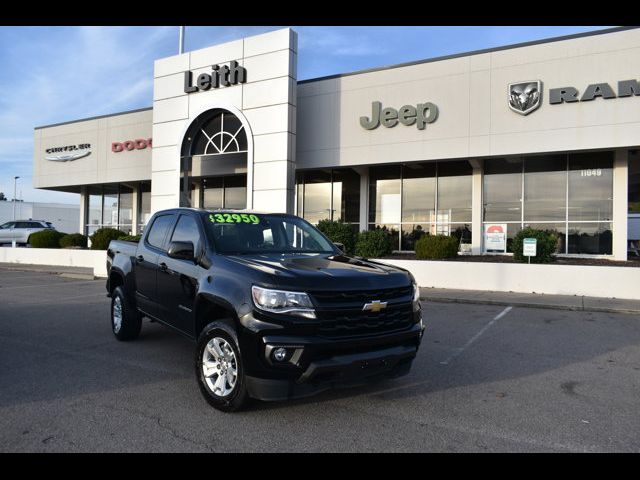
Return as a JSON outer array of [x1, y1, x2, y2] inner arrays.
[[155, 213, 204, 337], [134, 213, 177, 319]]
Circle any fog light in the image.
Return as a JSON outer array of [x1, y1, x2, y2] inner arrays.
[[273, 347, 288, 362]]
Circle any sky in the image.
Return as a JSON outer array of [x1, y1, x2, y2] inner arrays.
[[0, 25, 613, 205]]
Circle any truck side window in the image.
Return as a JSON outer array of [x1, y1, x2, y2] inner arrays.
[[146, 214, 175, 250], [170, 215, 201, 254]]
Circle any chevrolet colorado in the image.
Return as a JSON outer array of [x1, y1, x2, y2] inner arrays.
[[106, 208, 424, 412]]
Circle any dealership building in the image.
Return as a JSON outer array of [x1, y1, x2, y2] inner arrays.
[[32, 26, 640, 260]]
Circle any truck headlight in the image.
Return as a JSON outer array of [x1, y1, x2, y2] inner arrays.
[[412, 282, 421, 311], [251, 286, 316, 319]]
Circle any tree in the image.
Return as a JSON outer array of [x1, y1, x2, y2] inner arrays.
[[0, 192, 6, 201]]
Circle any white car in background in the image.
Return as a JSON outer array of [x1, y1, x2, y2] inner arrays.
[[0, 220, 55, 245]]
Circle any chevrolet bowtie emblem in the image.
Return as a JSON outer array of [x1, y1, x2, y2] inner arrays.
[[362, 300, 388, 313]]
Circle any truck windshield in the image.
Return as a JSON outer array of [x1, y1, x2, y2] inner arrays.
[[202, 212, 337, 255]]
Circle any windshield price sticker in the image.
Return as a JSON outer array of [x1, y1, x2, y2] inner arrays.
[[209, 213, 260, 224]]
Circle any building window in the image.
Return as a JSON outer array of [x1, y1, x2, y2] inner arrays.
[[85, 184, 137, 236], [201, 175, 247, 210], [296, 168, 360, 226], [87, 187, 102, 236], [118, 185, 133, 233], [139, 182, 151, 232], [369, 161, 472, 252], [524, 154, 567, 222], [181, 108, 249, 208], [483, 157, 522, 222], [102, 185, 119, 229], [483, 151, 613, 255]]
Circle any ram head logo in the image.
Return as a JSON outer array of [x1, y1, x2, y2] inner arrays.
[[508, 80, 542, 115]]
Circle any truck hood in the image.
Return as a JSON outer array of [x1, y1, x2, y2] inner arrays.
[[224, 253, 412, 291]]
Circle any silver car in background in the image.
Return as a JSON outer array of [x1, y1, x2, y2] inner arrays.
[[0, 220, 55, 245]]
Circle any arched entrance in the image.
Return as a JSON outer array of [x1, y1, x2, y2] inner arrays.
[[179, 108, 250, 209]]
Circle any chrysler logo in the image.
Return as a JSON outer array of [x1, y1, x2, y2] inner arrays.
[[45, 143, 91, 162], [362, 300, 388, 313], [508, 80, 542, 115]]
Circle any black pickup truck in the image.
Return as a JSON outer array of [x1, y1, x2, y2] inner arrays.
[[106, 208, 424, 412]]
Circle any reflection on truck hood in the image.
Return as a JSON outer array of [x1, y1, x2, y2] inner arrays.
[[224, 253, 411, 290]]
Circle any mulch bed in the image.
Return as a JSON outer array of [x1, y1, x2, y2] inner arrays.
[[379, 254, 640, 268]]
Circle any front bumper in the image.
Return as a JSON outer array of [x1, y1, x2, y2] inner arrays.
[[243, 320, 424, 401], [245, 343, 417, 401]]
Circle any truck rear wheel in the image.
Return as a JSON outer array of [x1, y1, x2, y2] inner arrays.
[[111, 286, 142, 341], [196, 322, 249, 412]]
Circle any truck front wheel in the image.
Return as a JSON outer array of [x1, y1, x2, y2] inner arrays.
[[196, 322, 249, 412], [111, 286, 142, 341]]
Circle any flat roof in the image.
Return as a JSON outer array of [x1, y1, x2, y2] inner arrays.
[[298, 26, 637, 84], [34, 107, 152, 131], [34, 26, 636, 130]]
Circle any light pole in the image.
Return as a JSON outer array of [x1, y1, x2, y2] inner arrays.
[[12, 176, 20, 221]]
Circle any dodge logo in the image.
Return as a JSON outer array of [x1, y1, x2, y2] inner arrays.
[[508, 80, 542, 115], [362, 300, 388, 313]]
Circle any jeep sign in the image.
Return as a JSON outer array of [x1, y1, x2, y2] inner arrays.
[[360, 101, 438, 130]]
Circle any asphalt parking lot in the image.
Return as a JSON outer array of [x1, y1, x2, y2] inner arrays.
[[0, 268, 639, 452]]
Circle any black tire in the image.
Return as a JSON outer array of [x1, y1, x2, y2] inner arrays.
[[195, 322, 249, 412], [111, 286, 142, 341]]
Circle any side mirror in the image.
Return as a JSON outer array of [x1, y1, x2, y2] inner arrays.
[[167, 241, 195, 261], [333, 242, 345, 253]]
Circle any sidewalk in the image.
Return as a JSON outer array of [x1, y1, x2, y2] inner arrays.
[[0, 263, 95, 280], [420, 287, 640, 315]]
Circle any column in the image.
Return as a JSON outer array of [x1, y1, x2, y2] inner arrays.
[[612, 149, 628, 261], [192, 179, 202, 208], [470, 159, 483, 255], [79, 186, 87, 235], [353, 167, 369, 232], [131, 184, 140, 236]]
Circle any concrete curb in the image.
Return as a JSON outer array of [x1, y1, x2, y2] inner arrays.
[[420, 295, 640, 315], [0, 264, 96, 280]]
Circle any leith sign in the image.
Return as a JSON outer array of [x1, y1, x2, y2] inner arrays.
[[184, 60, 247, 93]]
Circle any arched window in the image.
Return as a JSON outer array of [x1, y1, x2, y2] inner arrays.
[[182, 109, 247, 158]]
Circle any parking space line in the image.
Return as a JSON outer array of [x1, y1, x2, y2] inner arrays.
[[440, 306, 512, 366]]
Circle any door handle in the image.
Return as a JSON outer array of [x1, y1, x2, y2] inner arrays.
[[136, 255, 144, 263], [159, 262, 168, 271]]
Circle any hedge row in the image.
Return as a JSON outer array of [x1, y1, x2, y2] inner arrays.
[[317, 220, 559, 263], [316, 220, 394, 258], [28, 228, 130, 250]]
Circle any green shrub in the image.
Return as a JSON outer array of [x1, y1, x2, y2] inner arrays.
[[28, 230, 66, 248], [316, 219, 357, 255], [355, 229, 393, 258], [415, 235, 459, 259], [119, 234, 141, 242], [59, 233, 88, 248], [89, 228, 128, 250], [512, 228, 559, 263]]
